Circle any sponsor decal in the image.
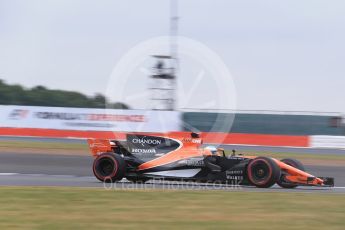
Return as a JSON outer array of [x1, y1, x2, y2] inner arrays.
[[226, 170, 244, 181], [132, 148, 157, 154], [226, 175, 244, 181], [226, 170, 243, 175], [8, 109, 29, 120], [89, 143, 109, 148], [132, 137, 162, 146], [1, 106, 182, 132], [34, 112, 146, 122], [64, 122, 115, 128], [228, 156, 245, 160], [127, 134, 182, 161], [182, 138, 202, 144], [225, 170, 244, 182], [34, 112, 86, 120], [88, 114, 145, 122], [178, 158, 205, 167]]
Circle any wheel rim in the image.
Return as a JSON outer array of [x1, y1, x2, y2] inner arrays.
[[96, 158, 117, 177], [250, 160, 271, 184]]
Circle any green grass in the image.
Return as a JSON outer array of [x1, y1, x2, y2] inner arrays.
[[0, 140, 87, 150], [0, 187, 344, 230]]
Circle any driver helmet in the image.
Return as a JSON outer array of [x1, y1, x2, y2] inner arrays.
[[205, 146, 218, 155]]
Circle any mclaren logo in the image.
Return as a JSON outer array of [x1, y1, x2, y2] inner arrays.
[[132, 137, 162, 146]]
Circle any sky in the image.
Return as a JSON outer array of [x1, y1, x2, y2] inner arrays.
[[1, 0, 345, 113]]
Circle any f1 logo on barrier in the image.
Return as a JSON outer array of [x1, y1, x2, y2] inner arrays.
[[8, 109, 29, 120]]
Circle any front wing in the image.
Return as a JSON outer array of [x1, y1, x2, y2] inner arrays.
[[275, 159, 335, 187]]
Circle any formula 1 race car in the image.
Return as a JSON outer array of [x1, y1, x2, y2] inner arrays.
[[87, 132, 334, 188]]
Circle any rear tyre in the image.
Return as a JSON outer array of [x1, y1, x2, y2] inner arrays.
[[277, 158, 305, 188], [247, 157, 281, 188], [93, 153, 126, 183]]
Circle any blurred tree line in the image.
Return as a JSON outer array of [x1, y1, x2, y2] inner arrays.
[[0, 79, 129, 109]]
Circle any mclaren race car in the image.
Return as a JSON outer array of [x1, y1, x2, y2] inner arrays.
[[87, 132, 334, 188]]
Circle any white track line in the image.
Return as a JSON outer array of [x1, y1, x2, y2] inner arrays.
[[0, 173, 19, 176]]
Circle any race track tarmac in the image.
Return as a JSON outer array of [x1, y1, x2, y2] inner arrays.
[[0, 150, 344, 193]]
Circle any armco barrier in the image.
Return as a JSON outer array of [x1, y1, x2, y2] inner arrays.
[[0, 127, 310, 147], [3, 105, 345, 149]]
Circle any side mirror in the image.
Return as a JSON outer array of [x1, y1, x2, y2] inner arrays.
[[191, 132, 200, 138]]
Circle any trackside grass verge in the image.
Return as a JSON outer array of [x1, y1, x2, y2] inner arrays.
[[0, 140, 89, 155], [0, 140, 87, 150], [0, 187, 344, 230]]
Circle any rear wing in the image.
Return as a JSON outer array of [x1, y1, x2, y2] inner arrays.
[[87, 139, 112, 157]]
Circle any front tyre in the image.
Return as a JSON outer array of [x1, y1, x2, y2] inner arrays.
[[93, 153, 126, 183], [247, 157, 281, 188], [277, 158, 305, 188]]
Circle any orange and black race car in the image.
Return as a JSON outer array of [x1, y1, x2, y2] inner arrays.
[[87, 132, 334, 188]]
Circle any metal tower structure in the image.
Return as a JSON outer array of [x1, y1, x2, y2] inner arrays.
[[149, 0, 178, 111]]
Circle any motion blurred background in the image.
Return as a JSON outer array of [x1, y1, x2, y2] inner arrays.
[[1, 0, 345, 145], [0, 1, 345, 229]]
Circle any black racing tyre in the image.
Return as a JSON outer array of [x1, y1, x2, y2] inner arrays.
[[93, 153, 126, 183], [277, 158, 305, 189], [247, 157, 281, 188]]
